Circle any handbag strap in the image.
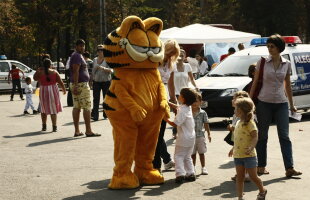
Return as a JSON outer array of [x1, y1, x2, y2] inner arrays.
[[258, 57, 266, 81]]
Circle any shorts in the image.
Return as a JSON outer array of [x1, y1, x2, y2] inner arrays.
[[192, 137, 207, 155], [234, 157, 257, 169], [70, 82, 91, 111]]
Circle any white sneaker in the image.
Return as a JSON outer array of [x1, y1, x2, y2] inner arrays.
[[201, 167, 208, 175], [164, 160, 175, 170]]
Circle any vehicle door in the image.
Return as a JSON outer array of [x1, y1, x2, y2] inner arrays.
[[11, 61, 34, 88], [0, 61, 11, 90], [291, 52, 310, 109]]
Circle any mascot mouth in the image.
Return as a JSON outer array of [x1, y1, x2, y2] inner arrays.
[[119, 38, 164, 63]]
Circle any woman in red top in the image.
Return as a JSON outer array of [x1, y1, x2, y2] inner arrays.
[[34, 59, 66, 132]]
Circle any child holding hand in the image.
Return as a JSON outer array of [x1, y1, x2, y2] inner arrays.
[[228, 97, 267, 200], [166, 88, 197, 184], [191, 93, 211, 175]]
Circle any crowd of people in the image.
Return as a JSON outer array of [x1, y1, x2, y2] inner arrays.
[[7, 34, 303, 200]]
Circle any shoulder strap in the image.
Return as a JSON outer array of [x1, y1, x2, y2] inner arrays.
[[258, 57, 265, 80]]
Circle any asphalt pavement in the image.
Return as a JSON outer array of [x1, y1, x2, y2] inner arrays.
[[0, 93, 309, 200]]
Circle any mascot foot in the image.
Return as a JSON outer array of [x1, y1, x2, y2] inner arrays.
[[134, 168, 164, 185], [108, 172, 140, 190]]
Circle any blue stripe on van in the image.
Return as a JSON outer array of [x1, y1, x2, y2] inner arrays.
[[292, 52, 310, 95]]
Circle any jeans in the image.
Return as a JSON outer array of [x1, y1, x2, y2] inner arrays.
[[256, 100, 294, 169], [153, 120, 172, 169], [11, 79, 23, 99], [91, 81, 110, 120]]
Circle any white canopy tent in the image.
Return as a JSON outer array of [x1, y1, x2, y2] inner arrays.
[[160, 24, 261, 63], [160, 24, 260, 44]]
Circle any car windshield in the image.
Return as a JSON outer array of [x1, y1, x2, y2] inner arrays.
[[207, 55, 261, 76], [12, 62, 30, 73]]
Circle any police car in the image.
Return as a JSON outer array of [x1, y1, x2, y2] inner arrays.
[[0, 57, 37, 90], [196, 36, 310, 117]]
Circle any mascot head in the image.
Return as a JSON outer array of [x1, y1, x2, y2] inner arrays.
[[103, 16, 164, 69]]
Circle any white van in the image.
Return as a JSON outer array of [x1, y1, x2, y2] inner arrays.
[[196, 36, 310, 117], [0, 59, 37, 90]]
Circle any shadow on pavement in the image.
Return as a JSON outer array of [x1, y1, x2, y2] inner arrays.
[[0, 100, 12, 102], [3, 131, 46, 138], [63, 178, 181, 200], [142, 178, 181, 196], [203, 176, 300, 198], [203, 180, 257, 198], [218, 160, 235, 169], [263, 176, 288, 185], [62, 122, 85, 126], [8, 114, 36, 118], [27, 136, 85, 147]]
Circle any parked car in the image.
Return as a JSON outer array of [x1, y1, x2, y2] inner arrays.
[[196, 36, 310, 117], [51, 61, 65, 73], [0, 59, 37, 90]]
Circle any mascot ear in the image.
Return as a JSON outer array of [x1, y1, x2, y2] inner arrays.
[[117, 16, 145, 37], [144, 17, 163, 36]]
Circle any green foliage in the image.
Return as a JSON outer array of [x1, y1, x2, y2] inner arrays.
[[0, 0, 34, 58], [0, 0, 309, 65]]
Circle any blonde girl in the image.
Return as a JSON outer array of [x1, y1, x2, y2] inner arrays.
[[153, 39, 180, 172], [228, 91, 251, 182], [228, 97, 267, 200]]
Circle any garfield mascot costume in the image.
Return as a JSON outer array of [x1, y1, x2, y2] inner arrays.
[[102, 16, 170, 189]]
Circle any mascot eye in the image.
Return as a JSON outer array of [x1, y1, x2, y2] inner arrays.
[[150, 47, 161, 54], [132, 45, 149, 53]]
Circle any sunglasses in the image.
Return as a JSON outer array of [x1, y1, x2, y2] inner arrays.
[[267, 44, 275, 49]]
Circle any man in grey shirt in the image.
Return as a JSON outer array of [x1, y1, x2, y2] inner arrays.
[[91, 45, 113, 121]]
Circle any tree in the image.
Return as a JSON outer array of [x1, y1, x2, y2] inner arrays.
[[0, 0, 34, 59]]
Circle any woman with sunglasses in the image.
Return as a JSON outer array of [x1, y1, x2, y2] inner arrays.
[[250, 34, 302, 178], [91, 44, 113, 121]]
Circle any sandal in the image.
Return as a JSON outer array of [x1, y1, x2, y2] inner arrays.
[[286, 168, 302, 177], [257, 167, 269, 175], [85, 133, 101, 137], [256, 189, 267, 200], [74, 132, 84, 137]]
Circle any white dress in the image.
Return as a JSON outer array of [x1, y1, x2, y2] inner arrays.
[[158, 63, 174, 99], [174, 63, 192, 96]]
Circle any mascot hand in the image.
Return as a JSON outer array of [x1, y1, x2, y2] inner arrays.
[[130, 107, 147, 122], [160, 101, 170, 119]]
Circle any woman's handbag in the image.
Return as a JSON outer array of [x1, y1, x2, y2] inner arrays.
[[252, 57, 266, 103], [224, 131, 234, 146]]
